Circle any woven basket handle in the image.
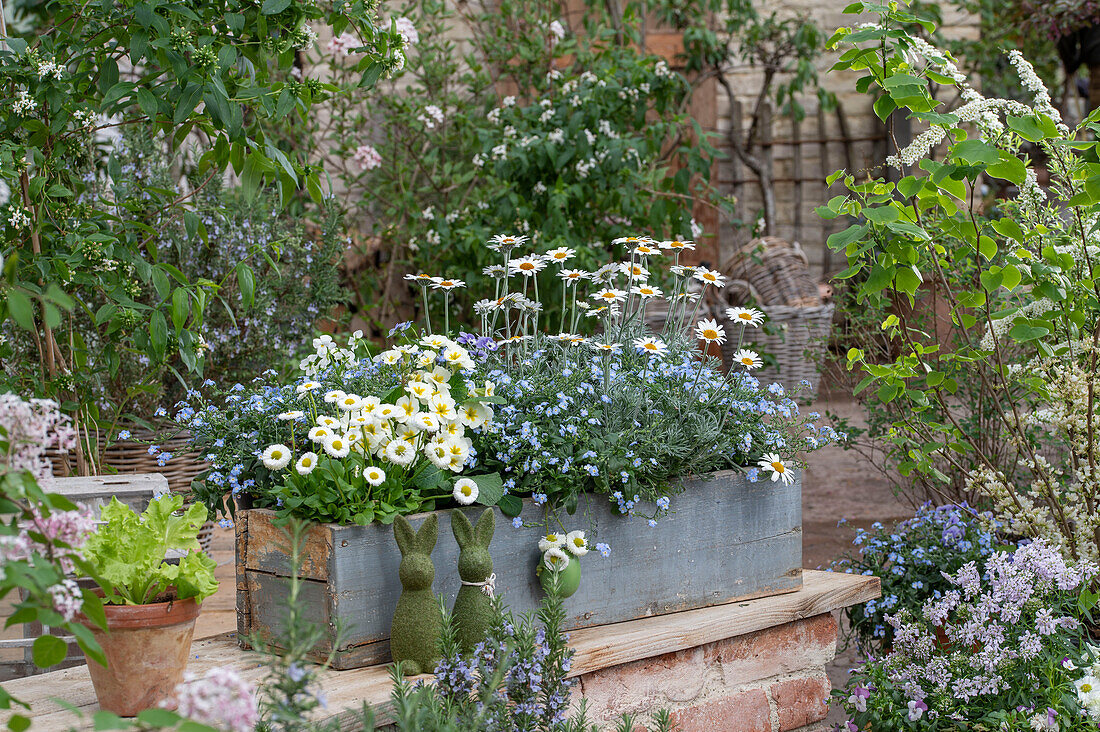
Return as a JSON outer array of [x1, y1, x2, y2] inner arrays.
[[722, 278, 765, 307]]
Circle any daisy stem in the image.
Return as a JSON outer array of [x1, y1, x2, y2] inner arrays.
[[532, 276, 540, 335], [421, 286, 433, 335], [444, 292, 450, 335], [559, 278, 567, 333], [686, 282, 709, 333]]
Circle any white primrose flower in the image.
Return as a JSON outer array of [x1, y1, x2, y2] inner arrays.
[[453, 478, 478, 505], [757, 453, 794, 486], [416, 350, 438, 368], [421, 334, 453, 350], [565, 530, 588, 556], [441, 347, 475, 370], [407, 381, 433, 401], [262, 444, 292, 471], [395, 396, 420, 419], [538, 533, 566, 552], [364, 465, 387, 486], [324, 435, 351, 459], [543, 547, 571, 572], [428, 366, 453, 387], [376, 350, 402, 365], [726, 307, 765, 328], [295, 452, 318, 475]]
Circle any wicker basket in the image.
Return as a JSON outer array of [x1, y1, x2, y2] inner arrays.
[[723, 237, 821, 307], [721, 303, 835, 397], [49, 429, 214, 551]]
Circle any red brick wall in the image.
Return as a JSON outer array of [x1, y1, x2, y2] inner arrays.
[[573, 613, 838, 731]]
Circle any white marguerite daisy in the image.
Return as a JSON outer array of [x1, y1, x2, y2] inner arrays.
[[693, 268, 726, 287], [631, 284, 662, 299], [565, 530, 588, 556], [431, 278, 465, 291], [296, 381, 321, 394], [324, 435, 351, 458], [323, 390, 345, 404], [632, 242, 660, 257], [558, 269, 588, 285], [611, 235, 654, 247], [732, 349, 763, 370], [277, 410, 304, 421], [483, 264, 508, 279], [509, 256, 546, 277], [546, 247, 576, 263], [695, 318, 726, 345], [660, 239, 695, 251], [374, 403, 399, 420], [591, 263, 621, 283], [620, 263, 649, 280], [404, 273, 436, 284], [592, 288, 627, 304], [486, 234, 528, 252], [453, 478, 478, 505], [726, 307, 765, 328], [758, 453, 794, 485], [295, 452, 318, 475], [364, 465, 387, 486], [543, 547, 571, 572], [634, 337, 668, 356], [262, 444, 292, 471], [317, 415, 339, 428], [538, 533, 566, 552]]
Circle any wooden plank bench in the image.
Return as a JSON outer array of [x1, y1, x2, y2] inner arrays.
[[0, 570, 878, 731]]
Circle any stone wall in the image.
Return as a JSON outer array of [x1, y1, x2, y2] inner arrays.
[[574, 613, 841, 731]]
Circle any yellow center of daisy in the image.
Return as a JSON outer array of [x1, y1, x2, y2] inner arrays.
[[303, 457, 312, 465], [520, 262, 535, 270], [741, 357, 754, 365], [572, 538, 584, 547], [703, 329, 718, 339], [703, 273, 716, 282], [771, 461, 785, 473], [553, 252, 566, 259], [460, 486, 473, 497], [272, 450, 283, 459], [601, 293, 615, 299], [738, 313, 753, 321], [644, 343, 658, 350], [1085, 683, 1094, 692]]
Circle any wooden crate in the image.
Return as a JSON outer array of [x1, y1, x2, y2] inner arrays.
[[235, 469, 802, 669]]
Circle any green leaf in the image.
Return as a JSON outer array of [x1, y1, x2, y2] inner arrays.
[[826, 223, 868, 251], [497, 495, 523, 518], [136, 709, 182, 727], [32, 635, 67, 668], [236, 263, 255, 309], [261, 0, 292, 13], [953, 139, 1000, 165], [6, 291, 35, 331], [171, 288, 188, 331], [8, 714, 30, 732], [149, 311, 167, 359], [1006, 114, 1046, 142], [471, 473, 504, 506], [873, 94, 895, 122], [1008, 320, 1049, 342], [136, 88, 159, 118]]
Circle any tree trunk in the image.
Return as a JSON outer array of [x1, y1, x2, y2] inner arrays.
[[1090, 62, 1100, 113]]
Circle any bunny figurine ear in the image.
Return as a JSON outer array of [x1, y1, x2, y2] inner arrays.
[[393, 515, 415, 555], [451, 510, 473, 548], [415, 513, 439, 554], [474, 509, 495, 547]]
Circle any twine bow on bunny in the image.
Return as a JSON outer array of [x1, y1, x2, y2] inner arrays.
[[461, 572, 496, 598]]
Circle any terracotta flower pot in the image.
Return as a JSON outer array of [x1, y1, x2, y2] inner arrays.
[[80, 597, 202, 716]]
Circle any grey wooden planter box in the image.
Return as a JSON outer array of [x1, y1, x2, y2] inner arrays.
[[235, 469, 802, 669]]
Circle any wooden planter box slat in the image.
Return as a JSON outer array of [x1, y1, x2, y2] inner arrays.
[[236, 469, 801, 669]]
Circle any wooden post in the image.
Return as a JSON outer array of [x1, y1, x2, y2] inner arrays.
[[791, 113, 803, 247], [818, 106, 833, 275]]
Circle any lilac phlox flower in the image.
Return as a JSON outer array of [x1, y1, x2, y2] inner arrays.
[[172, 666, 258, 732]]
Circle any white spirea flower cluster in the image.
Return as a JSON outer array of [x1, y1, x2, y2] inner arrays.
[[299, 331, 364, 376]]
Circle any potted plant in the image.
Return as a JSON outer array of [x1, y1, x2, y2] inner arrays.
[[78, 494, 218, 716]]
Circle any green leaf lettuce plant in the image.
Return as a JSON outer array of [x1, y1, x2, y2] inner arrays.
[[83, 494, 218, 606]]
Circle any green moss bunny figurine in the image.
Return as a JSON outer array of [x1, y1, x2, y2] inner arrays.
[[450, 508, 496, 652], [389, 514, 441, 675]]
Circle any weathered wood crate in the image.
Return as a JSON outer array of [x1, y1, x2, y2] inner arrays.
[[235, 469, 802, 669]]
